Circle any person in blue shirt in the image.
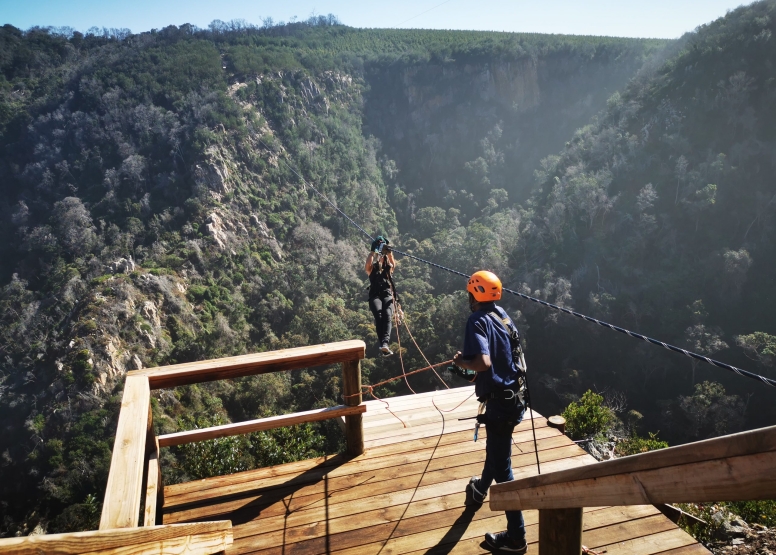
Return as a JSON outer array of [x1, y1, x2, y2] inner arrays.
[[452, 270, 527, 554]]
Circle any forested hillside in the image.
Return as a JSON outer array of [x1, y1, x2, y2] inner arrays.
[[1, 1, 774, 538]]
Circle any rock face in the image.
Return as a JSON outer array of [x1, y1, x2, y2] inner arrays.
[[713, 512, 751, 540], [110, 257, 135, 274], [205, 212, 230, 249], [250, 214, 283, 260], [194, 145, 233, 194]]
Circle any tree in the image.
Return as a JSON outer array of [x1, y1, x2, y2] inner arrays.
[[52, 197, 98, 258], [683, 324, 728, 385], [735, 332, 776, 368], [561, 390, 614, 440]]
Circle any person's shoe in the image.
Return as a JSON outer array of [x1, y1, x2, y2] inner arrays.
[[380, 344, 393, 356], [465, 476, 486, 507], [484, 531, 527, 553]]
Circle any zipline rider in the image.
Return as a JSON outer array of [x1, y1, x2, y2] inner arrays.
[[452, 270, 528, 554], [364, 235, 396, 356]]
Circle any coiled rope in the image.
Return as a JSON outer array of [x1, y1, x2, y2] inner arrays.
[[258, 138, 776, 389]]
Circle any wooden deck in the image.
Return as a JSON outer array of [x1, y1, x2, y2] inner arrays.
[[162, 386, 710, 555]]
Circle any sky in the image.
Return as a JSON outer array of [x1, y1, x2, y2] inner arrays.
[[0, 0, 757, 39]]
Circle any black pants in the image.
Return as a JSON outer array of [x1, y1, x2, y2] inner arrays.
[[369, 294, 394, 347]]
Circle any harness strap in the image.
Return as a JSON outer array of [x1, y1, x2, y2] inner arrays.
[[486, 310, 526, 373]]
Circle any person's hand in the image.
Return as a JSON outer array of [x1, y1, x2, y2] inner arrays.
[[448, 363, 477, 382], [453, 351, 463, 366]]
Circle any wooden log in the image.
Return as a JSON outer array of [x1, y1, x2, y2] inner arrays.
[[100, 375, 151, 530], [0, 521, 232, 555], [539, 508, 583, 555], [491, 451, 776, 510], [157, 404, 366, 447], [492, 424, 776, 498], [144, 438, 160, 526], [342, 359, 364, 456], [128, 340, 365, 389]]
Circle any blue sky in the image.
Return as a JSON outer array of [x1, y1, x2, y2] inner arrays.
[[0, 0, 756, 38]]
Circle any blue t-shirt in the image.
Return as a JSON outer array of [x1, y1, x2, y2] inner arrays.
[[462, 303, 522, 397]]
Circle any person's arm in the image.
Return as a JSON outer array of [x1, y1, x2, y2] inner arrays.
[[453, 317, 492, 372], [364, 252, 375, 275], [453, 351, 492, 372], [386, 252, 396, 273]]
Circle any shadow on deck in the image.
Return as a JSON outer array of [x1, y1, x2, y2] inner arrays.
[[162, 387, 709, 555]]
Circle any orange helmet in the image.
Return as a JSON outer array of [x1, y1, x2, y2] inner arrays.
[[467, 270, 502, 302]]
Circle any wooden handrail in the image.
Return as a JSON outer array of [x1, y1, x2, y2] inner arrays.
[[0, 521, 232, 555], [128, 340, 365, 389], [491, 424, 776, 511], [158, 404, 367, 447]]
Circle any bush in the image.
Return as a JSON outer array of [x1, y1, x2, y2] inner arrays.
[[561, 390, 614, 440], [615, 432, 668, 456]]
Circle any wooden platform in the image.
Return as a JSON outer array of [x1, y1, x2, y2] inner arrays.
[[162, 386, 710, 555]]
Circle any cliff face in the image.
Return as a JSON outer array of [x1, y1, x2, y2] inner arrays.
[[363, 45, 658, 223]]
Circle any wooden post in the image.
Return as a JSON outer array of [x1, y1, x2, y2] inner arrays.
[[548, 415, 566, 434], [100, 375, 151, 529], [143, 442, 160, 526], [342, 360, 364, 457], [539, 508, 583, 555]]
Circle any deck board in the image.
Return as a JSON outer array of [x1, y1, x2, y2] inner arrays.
[[163, 386, 709, 554]]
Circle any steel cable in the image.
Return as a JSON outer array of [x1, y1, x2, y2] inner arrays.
[[260, 140, 776, 389]]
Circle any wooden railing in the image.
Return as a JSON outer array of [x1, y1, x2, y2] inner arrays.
[[490, 424, 776, 555], [99, 339, 366, 535], [0, 522, 233, 555]]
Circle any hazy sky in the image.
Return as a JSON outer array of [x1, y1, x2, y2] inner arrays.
[[0, 0, 757, 39]]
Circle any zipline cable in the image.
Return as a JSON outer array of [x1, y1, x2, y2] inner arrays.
[[259, 139, 776, 389]]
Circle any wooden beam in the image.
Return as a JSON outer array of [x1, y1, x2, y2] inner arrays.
[[0, 521, 232, 555], [143, 438, 161, 526], [100, 375, 151, 530], [128, 340, 365, 389], [342, 359, 364, 457], [539, 508, 582, 555], [491, 451, 776, 510], [492, 424, 776, 496], [158, 404, 366, 448]]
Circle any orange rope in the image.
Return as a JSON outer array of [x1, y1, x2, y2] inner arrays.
[[394, 305, 417, 395], [401, 313, 450, 389], [344, 359, 453, 401]]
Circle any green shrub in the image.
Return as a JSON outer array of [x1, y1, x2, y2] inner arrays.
[[615, 432, 668, 456], [561, 390, 614, 440]]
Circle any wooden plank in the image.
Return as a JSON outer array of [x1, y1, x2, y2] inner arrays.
[[396, 507, 676, 555], [590, 528, 697, 555], [0, 522, 232, 555], [491, 451, 776, 510], [164, 442, 583, 524], [165, 417, 539, 503], [655, 544, 711, 555], [162, 430, 567, 510], [493, 424, 776, 494], [257, 505, 649, 555], [100, 375, 151, 529], [143, 439, 161, 526], [363, 408, 542, 443], [128, 340, 365, 389], [158, 405, 365, 448]]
